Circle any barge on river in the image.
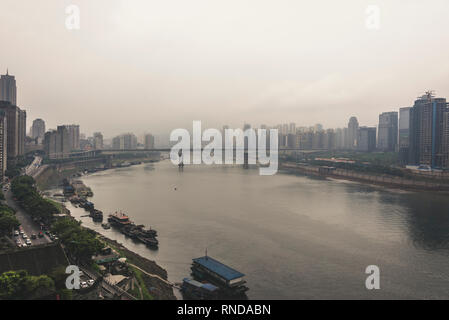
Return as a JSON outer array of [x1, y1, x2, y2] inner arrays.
[[189, 256, 248, 299], [108, 212, 159, 249]]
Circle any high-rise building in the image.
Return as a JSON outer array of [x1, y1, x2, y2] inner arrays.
[[289, 123, 296, 134], [93, 132, 103, 150], [357, 127, 377, 152], [18, 109, 26, 155], [323, 129, 336, 150], [61, 125, 80, 150], [442, 111, 449, 168], [31, 118, 46, 142], [0, 110, 7, 181], [347, 117, 359, 149], [378, 111, 398, 152], [144, 133, 155, 149], [0, 70, 17, 106], [43, 126, 71, 159], [0, 101, 26, 160], [335, 128, 345, 150], [399, 107, 411, 165], [409, 92, 448, 167], [112, 133, 137, 150]]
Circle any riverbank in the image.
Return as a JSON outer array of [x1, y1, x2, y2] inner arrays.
[[36, 159, 177, 300], [94, 232, 176, 300], [281, 162, 449, 193], [35, 155, 160, 190]]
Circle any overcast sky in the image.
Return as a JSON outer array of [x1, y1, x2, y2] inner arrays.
[[1, 0, 449, 138]]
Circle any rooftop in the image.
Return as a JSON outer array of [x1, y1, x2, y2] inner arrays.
[[193, 256, 245, 281]]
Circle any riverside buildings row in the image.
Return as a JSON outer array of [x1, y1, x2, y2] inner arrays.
[[0, 70, 27, 181], [267, 91, 449, 170]]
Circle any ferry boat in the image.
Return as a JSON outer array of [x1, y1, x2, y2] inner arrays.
[[108, 211, 132, 228]]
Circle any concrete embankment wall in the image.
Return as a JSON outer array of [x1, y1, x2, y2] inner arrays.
[[281, 163, 449, 191], [0, 243, 69, 275], [35, 158, 107, 190]]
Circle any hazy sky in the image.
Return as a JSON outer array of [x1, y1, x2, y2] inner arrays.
[[1, 0, 449, 138]]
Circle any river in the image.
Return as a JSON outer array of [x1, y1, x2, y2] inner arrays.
[[59, 160, 449, 299]]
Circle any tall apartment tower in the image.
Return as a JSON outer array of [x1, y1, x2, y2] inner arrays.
[[357, 127, 377, 152], [18, 109, 26, 155], [60, 124, 80, 150], [0, 70, 17, 106], [0, 101, 26, 160], [409, 91, 448, 168], [398, 107, 411, 165], [93, 132, 103, 150], [378, 111, 398, 152], [347, 117, 359, 149], [112, 133, 137, 150], [44, 126, 71, 159], [31, 118, 46, 141], [442, 112, 449, 168], [144, 133, 155, 149], [0, 110, 7, 181]]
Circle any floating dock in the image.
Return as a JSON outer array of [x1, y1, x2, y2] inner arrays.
[[189, 256, 248, 299]]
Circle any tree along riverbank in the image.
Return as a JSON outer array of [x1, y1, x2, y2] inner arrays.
[[34, 162, 176, 300]]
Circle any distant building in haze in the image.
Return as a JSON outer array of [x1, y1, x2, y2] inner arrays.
[[357, 127, 376, 152], [112, 133, 137, 150], [347, 117, 359, 149], [44, 126, 71, 159], [93, 132, 103, 150], [0, 110, 7, 181], [31, 118, 46, 142], [0, 70, 17, 106], [398, 107, 411, 165], [61, 124, 80, 150], [378, 111, 398, 152], [144, 133, 155, 149], [0, 100, 26, 161]]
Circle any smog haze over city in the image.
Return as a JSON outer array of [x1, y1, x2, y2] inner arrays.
[[3, 0, 449, 310], [1, 0, 449, 137]]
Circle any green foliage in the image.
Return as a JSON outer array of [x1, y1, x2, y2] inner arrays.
[[48, 267, 73, 300], [11, 175, 59, 223], [5, 156, 34, 179], [51, 218, 104, 263], [0, 204, 19, 237], [132, 268, 153, 300], [5, 168, 21, 179], [0, 270, 55, 300]]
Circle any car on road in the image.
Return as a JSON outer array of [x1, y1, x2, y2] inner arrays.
[[22, 234, 28, 239], [87, 279, 95, 286], [26, 239, 32, 245], [31, 234, 37, 239], [14, 230, 19, 236], [15, 240, 21, 246], [80, 281, 88, 289], [38, 232, 44, 238]]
